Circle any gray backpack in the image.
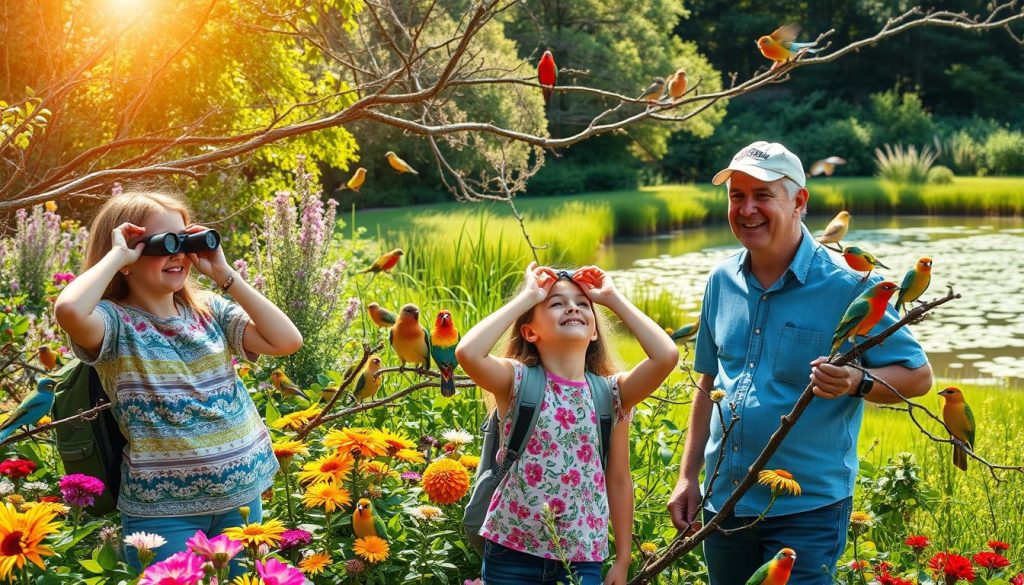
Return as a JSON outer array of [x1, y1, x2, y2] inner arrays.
[[462, 365, 616, 556]]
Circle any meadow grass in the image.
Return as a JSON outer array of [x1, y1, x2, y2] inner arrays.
[[354, 177, 1024, 242]]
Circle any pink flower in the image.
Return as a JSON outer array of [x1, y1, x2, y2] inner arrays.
[[59, 473, 105, 507], [524, 462, 542, 486], [279, 529, 312, 550], [548, 497, 566, 516], [256, 557, 305, 585], [138, 551, 205, 585], [576, 444, 594, 463], [561, 469, 581, 487], [52, 272, 75, 286], [527, 437, 542, 455], [185, 530, 243, 569], [554, 407, 576, 430]]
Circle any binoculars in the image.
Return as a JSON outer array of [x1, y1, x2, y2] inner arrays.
[[140, 229, 221, 256]]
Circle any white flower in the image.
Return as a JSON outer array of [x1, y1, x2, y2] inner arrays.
[[441, 429, 473, 446], [407, 505, 445, 522], [0, 479, 14, 496], [124, 532, 167, 551], [21, 481, 49, 493]]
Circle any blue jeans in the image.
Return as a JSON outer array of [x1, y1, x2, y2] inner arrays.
[[482, 540, 603, 585], [121, 496, 262, 577], [702, 497, 852, 585]]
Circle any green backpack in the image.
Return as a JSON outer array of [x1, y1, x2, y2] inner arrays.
[[462, 365, 616, 556], [51, 359, 126, 516]]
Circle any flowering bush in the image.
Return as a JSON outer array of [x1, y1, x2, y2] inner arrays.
[[1, 203, 88, 310]]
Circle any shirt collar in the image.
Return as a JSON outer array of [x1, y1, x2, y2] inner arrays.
[[735, 223, 816, 285]]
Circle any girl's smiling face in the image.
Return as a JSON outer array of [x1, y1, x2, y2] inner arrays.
[[124, 208, 193, 295], [521, 279, 598, 344]]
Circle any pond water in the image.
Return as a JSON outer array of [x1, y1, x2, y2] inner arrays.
[[599, 215, 1024, 388]]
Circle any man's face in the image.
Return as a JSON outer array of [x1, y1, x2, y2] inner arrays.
[[727, 172, 806, 254]]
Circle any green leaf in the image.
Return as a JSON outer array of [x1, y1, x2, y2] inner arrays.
[[78, 559, 104, 574], [97, 539, 119, 571], [265, 399, 280, 425], [658, 446, 674, 465]]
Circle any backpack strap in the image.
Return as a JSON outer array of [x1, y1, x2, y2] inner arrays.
[[585, 371, 616, 468], [496, 364, 546, 476]]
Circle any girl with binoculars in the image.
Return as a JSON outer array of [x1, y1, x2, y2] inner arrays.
[[53, 190, 303, 574]]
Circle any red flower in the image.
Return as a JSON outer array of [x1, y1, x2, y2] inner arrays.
[[849, 560, 870, 570], [988, 540, 1011, 553], [39, 495, 60, 503], [929, 552, 976, 583], [973, 551, 1010, 570], [878, 573, 914, 585], [905, 535, 932, 553], [1010, 573, 1023, 585], [0, 458, 36, 478]]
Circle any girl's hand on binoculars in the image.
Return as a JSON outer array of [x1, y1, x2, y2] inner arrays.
[[112, 223, 146, 266], [185, 224, 231, 284]]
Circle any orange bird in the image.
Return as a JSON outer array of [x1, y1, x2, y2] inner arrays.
[[38, 346, 60, 371], [360, 249, 404, 280], [757, 23, 820, 71], [666, 69, 688, 101], [367, 302, 397, 329], [430, 310, 461, 397], [830, 281, 901, 355]]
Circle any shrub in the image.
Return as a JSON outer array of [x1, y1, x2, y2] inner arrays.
[[942, 130, 982, 176], [874, 143, 937, 185], [527, 162, 586, 195], [3, 204, 88, 310], [927, 165, 954, 185], [983, 129, 1024, 175], [870, 90, 935, 148]]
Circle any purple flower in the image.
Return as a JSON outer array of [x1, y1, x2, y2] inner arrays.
[[279, 528, 313, 550], [59, 473, 105, 507], [401, 471, 422, 483]]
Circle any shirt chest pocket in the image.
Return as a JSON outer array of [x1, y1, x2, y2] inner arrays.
[[772, 324, 829, 386]]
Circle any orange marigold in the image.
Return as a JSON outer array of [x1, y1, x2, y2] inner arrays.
[[421, 458, 471, 505], [324, 428, 389, 459], [297, 451, 355, 485]]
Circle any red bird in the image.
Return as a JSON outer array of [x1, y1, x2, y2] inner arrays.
[[537, 50, 557, 105]]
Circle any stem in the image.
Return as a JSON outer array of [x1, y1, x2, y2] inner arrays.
[[283, 464, 296, 527], [324, 511, 334, 553]]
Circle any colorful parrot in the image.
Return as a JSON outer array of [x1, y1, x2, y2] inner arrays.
[[537, 50, 557, 105], [809, 156, 847, 177], [938, 386, 975, 472], [842, 246, 889, 282], [38, 346, 61, 371], [344, 168, 367, 192], [0, 378, 56, 442], [367, 302, 397, 329], [757, 23, 821, 71], [745, 548, 797, 585], [637, 78, 666, 104], [668, 316, 701, 344], [360, 249, 404, 278], [895, 257, 932, 314], [390, 304, 431, 370], [385, 151, 419, 175], [431, 309, 461, 397], [666, 68, 688, 101], [830, 281, 901, 355], [817, 211, 850, 247], [352, 356, 384, 403], [353, 498, 387, 538], [270, 368, 309, 401]]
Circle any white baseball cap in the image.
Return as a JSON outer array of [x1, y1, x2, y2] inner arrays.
[[711, 141, 806, 188]]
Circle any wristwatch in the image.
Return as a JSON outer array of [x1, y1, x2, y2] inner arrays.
[[853, 369, 874, 398]]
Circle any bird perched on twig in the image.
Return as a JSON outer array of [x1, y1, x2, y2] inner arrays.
[[757, 23, 821, 71], [390, 304, 431, 370], [842, 246, 889, 282], [537, 50, 557, 105], [367, 303, 397, 329], [271, 369, 309, 401], [817, 211, 850, 249], [431, 310, 461, 397], [830, 281, 900, 355], [0, 378, 56, 443], [667, 317, 700, 344], [637, 78, 666, 104], [895, 257, 933, 314], [938, 386, 975, 472]]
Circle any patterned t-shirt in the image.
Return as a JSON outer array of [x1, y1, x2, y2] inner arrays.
[[479, 362, 628, 562], [70, 295, 278, 517]]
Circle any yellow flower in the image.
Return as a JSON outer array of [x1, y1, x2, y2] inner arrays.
[[640, 542, 658, 556], [232, 576, 265, 585], [44, 201, 57, 213], [272, 440, 309, 468], [458, 455, 480, 471], [298, 552, 332, 574], [394, 448, 425, 464], [35, 416, 52, 427], [359, 460, 395, 479], [302, 481, 352, 514], [297, 451, 355, 485], [757, 469, 802, 496], [849, 511, 874, 527], [222, 518, 285, 548], [272, 407, 322, 431], [0, 502, 61, 580], [353, 536, 390, 564], [20, 501, 70, 516], [324, 428, 389, 459], [421, 458, 471, 505], [709, 389, 727, 402], [377, 429, 417, 454]]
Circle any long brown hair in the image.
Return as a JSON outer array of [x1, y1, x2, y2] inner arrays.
[[502, 291, 619, 377], [82, 190, 210, 315]]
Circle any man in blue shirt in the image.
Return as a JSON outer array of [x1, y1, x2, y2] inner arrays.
[[667, 141, 933, 585]]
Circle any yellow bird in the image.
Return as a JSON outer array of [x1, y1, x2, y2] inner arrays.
[[345, 167, 367, 192], [270, 368, 309, 401], [353, 498, 383, 537], [938, 386, 976, 472], [352, 356, 384, 403], [385, 151, 419, 175], [818, 211, 851, 247]]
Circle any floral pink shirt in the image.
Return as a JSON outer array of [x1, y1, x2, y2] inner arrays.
[[480, 362, 629, 562]]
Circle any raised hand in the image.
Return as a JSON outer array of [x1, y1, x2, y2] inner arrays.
[[572, 265, 619, 306], [112, 222, 146, 266]]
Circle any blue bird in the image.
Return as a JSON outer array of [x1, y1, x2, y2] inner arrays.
[[0, 378, 57, 443]]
